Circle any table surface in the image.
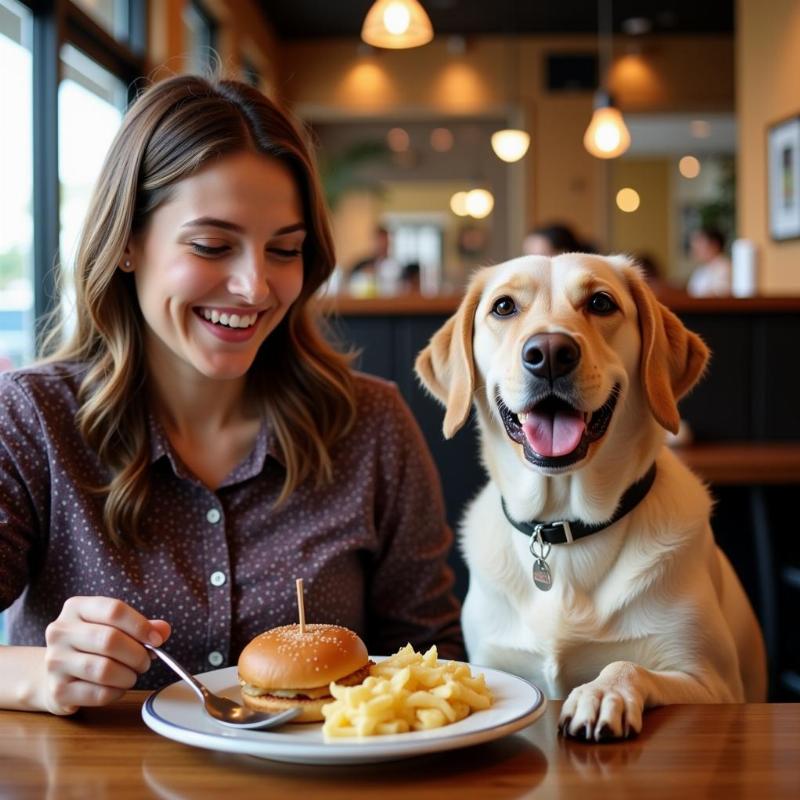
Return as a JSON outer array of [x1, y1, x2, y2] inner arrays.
[[1, 695, 798, 799]]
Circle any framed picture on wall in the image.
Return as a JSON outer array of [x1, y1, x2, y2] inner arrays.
[[768, 115, 800, 241]]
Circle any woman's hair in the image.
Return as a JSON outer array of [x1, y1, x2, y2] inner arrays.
[[44, 75, 357, 546], [525, 223, 595, 255]]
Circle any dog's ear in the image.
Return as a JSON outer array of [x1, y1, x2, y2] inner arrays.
[[415, 271, 487, 438], [624, 267, 709, 434]]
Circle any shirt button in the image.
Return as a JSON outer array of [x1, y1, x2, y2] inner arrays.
[[210, 570, 226, 587], [208, 651, 224, 667], [206, 508, 221, 524]]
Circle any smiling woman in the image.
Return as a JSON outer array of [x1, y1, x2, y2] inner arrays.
[[0, 75, 463, 716]]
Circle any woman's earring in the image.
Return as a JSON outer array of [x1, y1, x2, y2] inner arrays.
[[123, 259, 131, 269]]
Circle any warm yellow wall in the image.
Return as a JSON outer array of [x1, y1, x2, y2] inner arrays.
[[737, 0, 800, 294], [609, 159, 671, 275], [609, 37, 733, 112]]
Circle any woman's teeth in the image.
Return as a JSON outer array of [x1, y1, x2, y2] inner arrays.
[[201, 309, 258, 328]]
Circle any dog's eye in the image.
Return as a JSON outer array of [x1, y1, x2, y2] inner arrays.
[[492, 296, 517, 317], [587, 292, 618, 316]]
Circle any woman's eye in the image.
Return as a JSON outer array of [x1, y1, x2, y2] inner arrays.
[[190, 242, 229, 256], [269, 248, 303, 260], [587, 292, 618, 315], [492, 296, 517, 317]]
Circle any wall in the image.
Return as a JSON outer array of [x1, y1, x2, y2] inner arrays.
[[737, 0, 800, 294], [609, 158, 671, 275]]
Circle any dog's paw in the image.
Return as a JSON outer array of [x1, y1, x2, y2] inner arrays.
[[558, 682, 643, 742]]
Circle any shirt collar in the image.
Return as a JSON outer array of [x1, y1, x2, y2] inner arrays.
[[146, 409, 285, 485]]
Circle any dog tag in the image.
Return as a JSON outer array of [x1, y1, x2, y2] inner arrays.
[[532, 558, 552, 591]]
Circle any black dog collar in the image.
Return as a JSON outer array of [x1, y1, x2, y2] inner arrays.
[[501, 462, 657, 544]]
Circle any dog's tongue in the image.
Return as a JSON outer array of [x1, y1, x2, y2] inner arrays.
[[522, 406, 585, 457]]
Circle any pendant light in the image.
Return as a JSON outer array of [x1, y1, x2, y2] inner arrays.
[[583, 0, 630, 159], [361, 0, 434, 50], [491, 129, 530, 163], [491, 12, 529, 163]]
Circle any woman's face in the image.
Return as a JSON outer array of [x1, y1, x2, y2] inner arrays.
[[522, 234, 556, 257], [127, 151, 306, 382]]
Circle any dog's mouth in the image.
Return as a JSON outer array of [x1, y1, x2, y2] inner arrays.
[[497, 385, 620, 469]]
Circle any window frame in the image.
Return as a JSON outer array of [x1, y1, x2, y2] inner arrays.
[[18, 0, 146, 348]]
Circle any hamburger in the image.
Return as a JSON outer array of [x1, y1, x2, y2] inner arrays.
[[238, 623, 372, 723]]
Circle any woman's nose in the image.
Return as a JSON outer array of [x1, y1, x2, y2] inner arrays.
[[228, 255, 270, 303]]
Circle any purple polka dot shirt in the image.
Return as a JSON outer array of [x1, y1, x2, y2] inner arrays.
[[0, 363, 463, 688]]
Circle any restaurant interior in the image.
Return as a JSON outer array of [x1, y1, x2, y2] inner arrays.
[[1, 0, 799, 719]]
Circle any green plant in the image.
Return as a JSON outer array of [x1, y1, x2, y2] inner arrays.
[[318, 139, 391, 210]]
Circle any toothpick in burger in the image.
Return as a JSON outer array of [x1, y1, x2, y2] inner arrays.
[[238, 624, 372, 723]]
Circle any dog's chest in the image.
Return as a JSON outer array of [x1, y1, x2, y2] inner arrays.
[[463, 539, 640, 697], [467, 597, 640, 698]]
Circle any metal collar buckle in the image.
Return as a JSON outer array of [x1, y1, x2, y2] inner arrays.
[[536, 520, 573, 544]]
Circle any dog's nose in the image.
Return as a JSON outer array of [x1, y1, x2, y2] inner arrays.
[[522, 333, 581, 380]]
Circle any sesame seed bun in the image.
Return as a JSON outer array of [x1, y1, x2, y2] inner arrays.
[[237, 623, 370, 723]]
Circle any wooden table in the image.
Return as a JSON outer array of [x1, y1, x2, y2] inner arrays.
[[1, 694, 798, 799]]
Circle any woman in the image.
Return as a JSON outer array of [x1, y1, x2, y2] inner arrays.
[[522, 223, 594, 257], [0, 76, 462, 714]]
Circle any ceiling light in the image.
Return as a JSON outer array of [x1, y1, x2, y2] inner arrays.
[[491, 12, 529, 163], [491, 129, 530, 163], [387, 127, 410, 152], [465, 188, 494, 219], [361, 0, 433, 50], [584, 0, 631, 160], [430, 127, 454, 152], [616, 187, 640, 212], [584, 92, 631, 158], [679, 155, 701, 178], [450, 191, 469, 216]]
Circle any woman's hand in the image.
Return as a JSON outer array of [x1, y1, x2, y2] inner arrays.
[[41, 596, 171, 715]]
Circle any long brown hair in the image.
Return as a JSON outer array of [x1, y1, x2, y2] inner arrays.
[[44, 75, 357, 545]]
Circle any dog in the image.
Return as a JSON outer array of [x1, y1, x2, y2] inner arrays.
[[415, 253, 766, 740]]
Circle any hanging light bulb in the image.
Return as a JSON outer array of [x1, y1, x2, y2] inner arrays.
[[465, 188, 495, 219], [583, 91, 631, 159], [450, 191, 469, 217], [584, 0, 631, 159], [361, 0, 434, 49], [491, 17, 530, 163], [491, 129, 530, 163]]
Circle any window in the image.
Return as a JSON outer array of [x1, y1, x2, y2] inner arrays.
[[241, 56, 261, 88], [58, 43, 126, 328], [72, 0, 129, 42], [183, 1, 216, 74], [388, 218, 444, 295], [0, 0, 34, 369]]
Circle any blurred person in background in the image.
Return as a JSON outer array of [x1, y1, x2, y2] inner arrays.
[[399, 262, 421, 294], [686, 226, 732, 297], [347, 226, 401, 297], [522, 222, 596, 257], [634, 252, 688, 305]]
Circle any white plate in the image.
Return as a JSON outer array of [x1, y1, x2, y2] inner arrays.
[[141, 659, 547, 765]]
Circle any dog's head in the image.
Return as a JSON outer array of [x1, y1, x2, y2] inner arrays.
[[416, 253, 708, 474]]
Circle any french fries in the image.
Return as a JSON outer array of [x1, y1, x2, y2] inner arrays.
[[321, 644, 492, 739]]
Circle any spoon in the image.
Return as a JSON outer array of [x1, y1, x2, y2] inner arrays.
[[144, 643, 301, 730]]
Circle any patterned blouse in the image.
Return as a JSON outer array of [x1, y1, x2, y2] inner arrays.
[[0, 363, 463, 689]]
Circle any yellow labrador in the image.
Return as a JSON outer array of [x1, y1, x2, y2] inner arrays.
[[416, 254, 766, 740]]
